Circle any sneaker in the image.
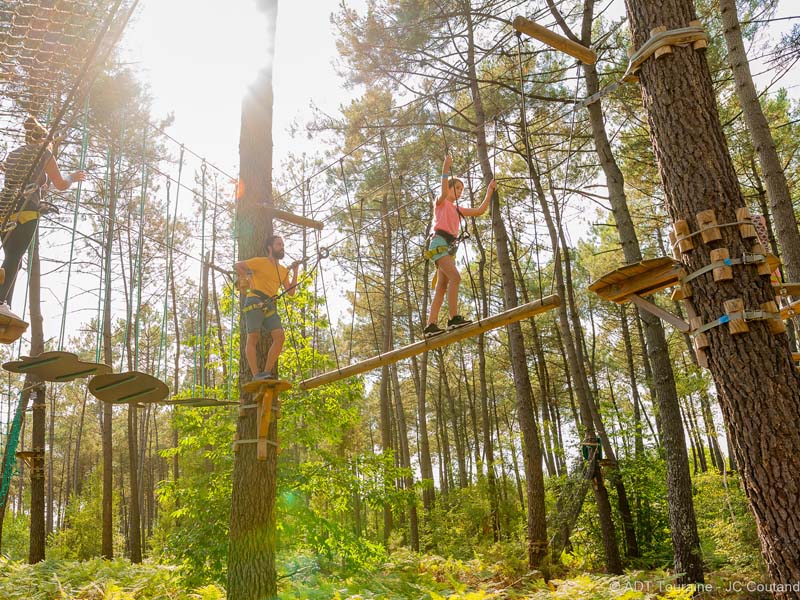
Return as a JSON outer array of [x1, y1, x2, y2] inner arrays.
[[253, 371, 277, 382], [0, 302, 20, 320], [423, 323, 445, 338], [447, 315, 472, 330]]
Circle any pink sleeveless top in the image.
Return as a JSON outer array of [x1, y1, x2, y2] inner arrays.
[[432, 199, 460, 237]]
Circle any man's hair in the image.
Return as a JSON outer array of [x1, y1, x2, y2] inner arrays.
[[264, 234, 282, 255]]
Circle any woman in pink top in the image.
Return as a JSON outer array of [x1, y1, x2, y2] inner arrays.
[[424, 154, 496, 337]]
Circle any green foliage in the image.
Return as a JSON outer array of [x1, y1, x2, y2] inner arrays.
[[48, 469, 118, 560], [421, 483, 522, 559], [150, 393, 235, 585], [278, 451, 417, 571], [0, 557, 224, 599], [1, 512, 29, 562], [692, 471, 764, 572]]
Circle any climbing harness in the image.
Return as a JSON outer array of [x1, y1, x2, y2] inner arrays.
[[242, 289, 278, 319], [423, 228, 469, 262]]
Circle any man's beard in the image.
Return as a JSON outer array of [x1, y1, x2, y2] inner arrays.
[[272, 248, 285, 260]]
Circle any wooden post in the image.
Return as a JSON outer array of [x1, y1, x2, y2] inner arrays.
[[723, 298, 749, 334], [257, 388, 275, 461], [710, 248, 733, 281], [736, 207, 757, 239], [672, 220, 693, 254], [689, 316, 709, 368], [696, 209, 721, 244], [298, 295, 561, 390], [762, 301, 786, 335], [651, 26, 673, 59], [512, 16, 597, 65], [689, 20, 707, 50], [267, 207, 324, 231]]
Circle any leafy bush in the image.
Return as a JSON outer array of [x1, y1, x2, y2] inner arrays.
[[1, 511, 29, 561], [0, 557, 225, 599], [47, 469, 121, 560]]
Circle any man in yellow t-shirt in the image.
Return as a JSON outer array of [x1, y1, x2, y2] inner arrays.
[[234, 235, 301, 382]]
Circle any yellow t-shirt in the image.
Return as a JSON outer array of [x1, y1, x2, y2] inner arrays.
[[244, 257, 288, 298]]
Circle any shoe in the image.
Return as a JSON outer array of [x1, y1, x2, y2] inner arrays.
[[447, 315, 472, 330], [423, 323, 445, 337], [253, 371, 277, 382], [0, 302, 20, 320]]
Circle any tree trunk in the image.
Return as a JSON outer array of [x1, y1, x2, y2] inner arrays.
[[625, 0, 800, 591], [720, 0, 800, 283], [465, 220, 499, 535], [390, 365, 419, 550], [227, 2, 279, 596], [46, 390, 54, 536], [464, 3, 547, 568], [28, 234, 45, 564], [520, 141, 621, 572], [546, 0, 701, 577], [379, 193, 394, 544], [101, 146, 117, 560], [439, 350, 467, 489]]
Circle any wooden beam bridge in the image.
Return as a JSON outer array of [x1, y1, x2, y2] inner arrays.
[[298, 294, 561, 391]]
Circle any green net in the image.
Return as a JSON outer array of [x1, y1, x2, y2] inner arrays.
[[0, 393, 23, 507]]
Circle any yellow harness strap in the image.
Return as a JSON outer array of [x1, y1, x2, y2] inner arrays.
[[9, 211, 39, 225]]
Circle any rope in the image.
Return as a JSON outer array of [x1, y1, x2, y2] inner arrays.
[[0, 393, 24, 507], [57, 97, 90, 352], [515, 32, 545, 300], [133, 126, 149, 372], [156, 177, 172, 382]]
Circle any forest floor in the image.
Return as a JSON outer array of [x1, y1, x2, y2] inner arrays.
[[0, 550, 770, 599]]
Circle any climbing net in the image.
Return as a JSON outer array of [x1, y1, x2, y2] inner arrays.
[[0, 0, 134, 215]]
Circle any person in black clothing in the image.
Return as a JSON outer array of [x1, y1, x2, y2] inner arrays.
[[0, 116, 86, 312]]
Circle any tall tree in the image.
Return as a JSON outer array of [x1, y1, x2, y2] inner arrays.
[[625, 0, 800, 593], [101, 144, 118, 559], [719, 0, 800, 283], [462, 3, 549, 568], [227, 0, 279, 597], [27, 234, 45, 564], [547, 0, 701, 579]]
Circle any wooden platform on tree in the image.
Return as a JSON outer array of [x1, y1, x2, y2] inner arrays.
[[242, 378, 292, 394], [589, 257, 683, 303], [89, 371, 169, 405], [0, 304, 27, 344], [3, 351, 111, 382], [16, 449, 42, 467], [298, 295, 561, 391], [168, 398, 238, 408]]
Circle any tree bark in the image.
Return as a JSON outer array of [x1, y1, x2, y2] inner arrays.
[[467, 220, 500, 534], [625, 0, 800, 591]]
